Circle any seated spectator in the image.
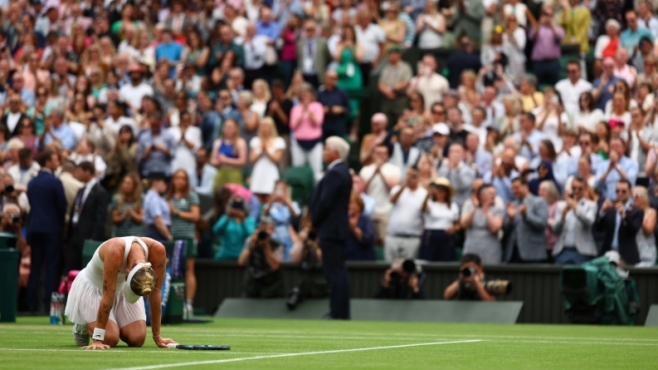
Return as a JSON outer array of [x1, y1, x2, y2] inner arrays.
[[109, 173, 144, 238], [375, 259, 424, 299], [444, 254, 496, 301], [628, 107, 654, 186], [551, 177, 598, 265], [421, 177, 459, 262], [596, 180, 644, 265], [437, 143, 476, 208], [594, 137, 638, 201], [632, 186, 657, 267], [345, 194, 375, 261], [143, 172, 173, 241], [210, 119, 248, 189], [214, 195, 257, 261], [137, 112, 176, 179], [504, 177, 548, 263], [461, 184, 504, 265], [289, 83, 325, 179], [263, 181, 300, 262], [620, 10, 654, 52], [385, 166, 426, 261], [191, 148, 217, 197], [250, 117, 286, 202], [18, 118, 39, 159], [238, 217, 284, 298]]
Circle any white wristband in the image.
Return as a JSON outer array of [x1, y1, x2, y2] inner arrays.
[[92, 328, 106, 342]]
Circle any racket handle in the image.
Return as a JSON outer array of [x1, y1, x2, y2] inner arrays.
[[167, 343, 179, 349]]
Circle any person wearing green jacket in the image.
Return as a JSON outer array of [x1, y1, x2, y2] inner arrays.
[[213, 195, 256, 260]]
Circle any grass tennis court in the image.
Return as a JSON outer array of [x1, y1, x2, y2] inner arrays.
[[1, 317, 657, 369]]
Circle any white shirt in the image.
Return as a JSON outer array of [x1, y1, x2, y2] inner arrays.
[[237, 35, 269, 70], [555, 78, 592, 115], [355, 23, 386, 63], [387, 185, 428, 236], [6, 112, 21, 133], [574, 109, 604, 132], [119, 83, 154, 110], [423, 200, 459, 230], [359, 163, 400, 216], [409, 72, 449, 110], [104, 116, 137, 134]]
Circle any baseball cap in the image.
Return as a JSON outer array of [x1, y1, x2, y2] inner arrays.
[[432, 123, 450, 136]]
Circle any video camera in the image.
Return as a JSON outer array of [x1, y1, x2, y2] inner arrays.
[[460, 266, 513, 296]]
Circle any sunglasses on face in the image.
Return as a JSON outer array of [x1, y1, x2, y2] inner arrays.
[[616, 189, 627, 194], [432, 110, 445, 115], [579, 141, 590, 146]]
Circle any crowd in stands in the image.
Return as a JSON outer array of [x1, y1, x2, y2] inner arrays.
[[5, 0, 658, 313]]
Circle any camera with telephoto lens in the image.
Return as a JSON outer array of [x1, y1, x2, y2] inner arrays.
[[9, 213, 19, 224], [461, 267, 512, 296], [3, 183, 14, 194], [389, 260, 419, 286], [257, 230, 269, 241]]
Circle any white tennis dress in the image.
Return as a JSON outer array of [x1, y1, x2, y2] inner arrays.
[[64, 236, 148, 328]]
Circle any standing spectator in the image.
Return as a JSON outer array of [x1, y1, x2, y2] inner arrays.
[[528, 6, 565, 87], [380, 2, 406, 50], [514, 113, 546, 161], [389, 127, 421, 183], [214, 195, 257, 260], [211, 24, 246, 69], [318, 70, 351, 141], [461, 183, 504, 265], [210, 119, 248, 189], [637, 1, 658, 39], [502, 15, 527, 86], [594, 137, 638, 200], [309, 136, 352, 320], [289, 83, 324, 179], [264, 181, 300, 261], [26, 149, 66, 313], [167, 169, 201, 320], [250, 117, 285, 201], [557, 0, 591, 57], [8, 148, 39, 191], [552, 177, 598, 265], [345, 193, 376, 261], [480, 86, 505, 128], [70, 137, 107, 180], [65, 161, 108, 271], [407, 55, 449, 111], [359, 113, 389, 165], [416, 0, 446, 49], [504, 177, 549, 263], [620, 10, 654, 52], [445, 36, 482, 89], [628, 107, 655, 186], [119, 65, 154, 111], [360, 144, 400, 246], [592, 58, 621, 111], [279, 15, 301, 87], [155, 28, 183, 75], [143, 172, 173, 241], [378, 47, 412, 127], [104, 125, 138, 191], [421, 177, 459, 262], [555, 61, 593, 115], [632, 186, 657, 267], [594, 19, 622, 69], [596, 180, 643, 265], [109, 173, 144, 237], [39, 110, 77, 152], [297, 20, 330, 89], [137, 112, 176, 179], [238, 23, 268, 90], [58, 161, 84, 228], [612, 48, 637, 87], [573, 93, 605, 134], [352, 173, 376, 218], [355, 9, 385, 86], [539, 180, 561, 260], [518, 75, 544, 113], [485, 148, 519, 205], [568, 132, 603, 177], [1, 95, 26, 137], [465, 133, 492, 178], [191, 148, 217, 197], [452, 0, 485, 44], [334, 25, 363, 121], [265, 80, 293, 172], [169, 111, 203, 180], [385, 167, 427, 261], [437, 143, 476, 208]]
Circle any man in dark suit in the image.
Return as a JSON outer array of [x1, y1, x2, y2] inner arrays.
[[65, 161, 108, 272], [26, 149, 67, 312], [309, 136, 353, 319], [596, 180, 644, 265]]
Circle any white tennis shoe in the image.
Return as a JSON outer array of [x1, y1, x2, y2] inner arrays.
[[72, 323, 89, 346]]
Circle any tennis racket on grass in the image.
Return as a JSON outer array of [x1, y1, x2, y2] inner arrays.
[[167, 344, 231, 350]]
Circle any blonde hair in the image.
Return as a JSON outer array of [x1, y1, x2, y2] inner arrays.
[[238, 90, 254, 107], [129, 265, 156, 296], [252, 79, 271, 101], [259, 117, 279, 140]]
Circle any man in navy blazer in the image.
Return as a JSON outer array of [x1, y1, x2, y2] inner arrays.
[[309, 136, 353, 319], [26, 149, 67, 312]]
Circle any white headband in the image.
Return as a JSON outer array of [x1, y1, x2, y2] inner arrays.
[[124, 262, 153, 304]]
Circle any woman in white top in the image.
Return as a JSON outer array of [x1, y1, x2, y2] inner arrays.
[[250, 79, 271, 118], [605, 91, 632, 126], [415, 0, 445, 49], [420, 177, 460, 262], [633, 186, 657, 267], [503, 0, 527, 27], [604, 79, 637, 114], [532, 87, 568, 152], [502, 15, 527, 86], [65, 236, 176, 349], [72, 136, 108, 180], [573, 92, 604, 133], [168, 111, 202, 180], [249, 117, 285, 202]]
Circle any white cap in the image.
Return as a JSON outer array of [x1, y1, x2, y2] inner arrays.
[[432, 123, 450, 136], [604, 250, 621, 265]]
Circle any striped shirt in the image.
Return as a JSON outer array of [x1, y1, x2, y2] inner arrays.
[[170, 192, 200, 239]]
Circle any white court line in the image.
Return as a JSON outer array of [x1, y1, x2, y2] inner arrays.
[[0, 348, 266, 355], [108, 340, 482, 370]]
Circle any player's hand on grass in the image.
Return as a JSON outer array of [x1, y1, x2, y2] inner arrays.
[[83, 341, 110, 350], [155, 337, 178, 348]]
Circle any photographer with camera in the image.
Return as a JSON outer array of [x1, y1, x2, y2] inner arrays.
[[444, 254, 505, 301], [286, 224, 329, 310], [375, 259, 424, 300], [0, 171, 30, 214], [1, 204, 28, 256], [238, 217, 284, 298]]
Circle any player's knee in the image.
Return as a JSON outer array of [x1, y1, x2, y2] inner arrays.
[[124, 333, 145, 347], [105, 334, 120, 348]]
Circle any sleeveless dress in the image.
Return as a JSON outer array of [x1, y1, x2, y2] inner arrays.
[[64, 237, 149, 327], [213, 140, 244, 189], [337, 47, 362, 122]]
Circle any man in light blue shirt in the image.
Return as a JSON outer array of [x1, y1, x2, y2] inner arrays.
[[155, 28, 183, 77], [143, 172, 173, 241], [567, 133, 603, 176], [483, 148, 518, 204], [513, 112, 545, 161], [256, 7, 281, 41], [594, 137, 638, 201], [12, 75, 35, 106], [620, 10, 654, 51], [39, 110, 77, 151], [272, 0, 304, 29], [137, 113, 177, 178]]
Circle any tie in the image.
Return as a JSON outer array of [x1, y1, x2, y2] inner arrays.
[[72, 188, 85, 227], [307, 40, 313, 58]]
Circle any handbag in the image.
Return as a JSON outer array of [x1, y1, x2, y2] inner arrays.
[[265, 44, 278, 65]]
